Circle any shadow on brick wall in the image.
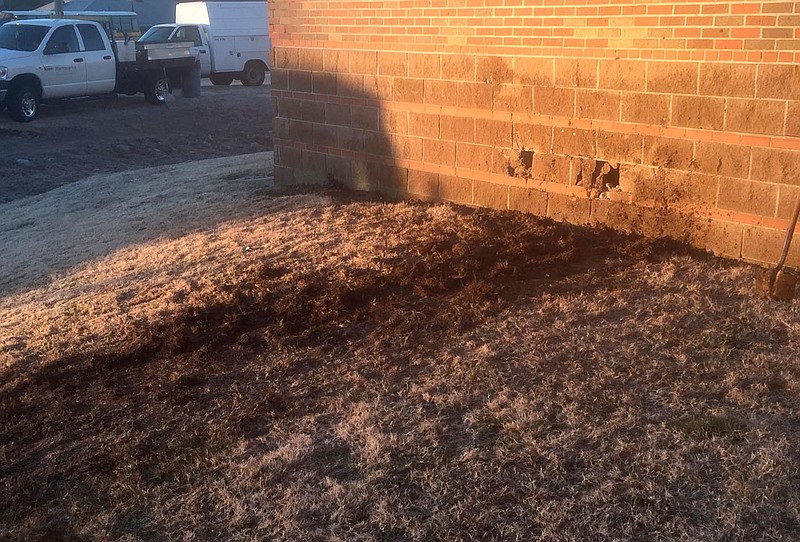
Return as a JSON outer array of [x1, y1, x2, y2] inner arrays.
[[269, 49, 800, 265], [271, 63, 406, 199]]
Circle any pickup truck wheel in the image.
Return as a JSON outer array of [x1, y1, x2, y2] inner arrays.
[[7, 85, 40, 122], [240, 62, 265, 87], [144, 74, 170, 105], [210, 74, 233, 86]]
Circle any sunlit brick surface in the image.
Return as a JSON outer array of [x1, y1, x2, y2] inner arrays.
[[270, 1, 800, 265]]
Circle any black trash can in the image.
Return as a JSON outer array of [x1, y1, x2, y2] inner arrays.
[[181, 61, 202, 98]]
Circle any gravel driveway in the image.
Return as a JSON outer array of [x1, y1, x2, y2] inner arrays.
[[0, 77, 273, 203]]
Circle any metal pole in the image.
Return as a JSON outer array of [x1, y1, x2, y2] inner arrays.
[[54, 0, 64, 17]]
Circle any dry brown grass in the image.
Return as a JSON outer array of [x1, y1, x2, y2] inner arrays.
[[2, 153, 800, 541]]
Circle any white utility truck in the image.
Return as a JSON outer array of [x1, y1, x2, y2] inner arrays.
[[0, 16, 198, 121], [137, 1, 269, 87]]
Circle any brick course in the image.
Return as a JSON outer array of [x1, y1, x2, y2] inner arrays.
[[270, 0, 800, 266]]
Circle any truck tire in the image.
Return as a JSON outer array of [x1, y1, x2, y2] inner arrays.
[[240, 62, 266, 87], [144, 73, 170, 105], [210, 74, 234, 86], [7, 84, 40, 122]]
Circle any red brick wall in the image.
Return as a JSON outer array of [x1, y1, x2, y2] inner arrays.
[[269, 0, 800, 266]]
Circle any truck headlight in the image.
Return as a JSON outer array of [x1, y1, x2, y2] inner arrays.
[[0, 67, 8, 81]]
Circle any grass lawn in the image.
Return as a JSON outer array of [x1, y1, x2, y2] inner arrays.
[[2, 152, 799, 541]]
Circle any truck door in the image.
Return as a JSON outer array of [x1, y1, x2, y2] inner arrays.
[[171, 25, 209, 76], [77, 23, 115, 94], [40, 24, 86, 99], [199, 26, 213, 76], [209, 36, 236, 73]]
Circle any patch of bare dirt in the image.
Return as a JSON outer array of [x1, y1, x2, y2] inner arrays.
[[0, 81, 272, 204]]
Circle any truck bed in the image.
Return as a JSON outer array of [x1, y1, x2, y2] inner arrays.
[[139, 40, 195, 61]]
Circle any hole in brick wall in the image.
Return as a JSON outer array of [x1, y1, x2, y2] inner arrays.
[[520, 150, 534, 171], [576, 160, 621, 199], [592, 161, 620, 197], [506, 149, 535, 179], [592, 160, 619, 190]]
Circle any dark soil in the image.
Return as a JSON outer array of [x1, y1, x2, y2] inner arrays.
[[0, 81, 272, 204]]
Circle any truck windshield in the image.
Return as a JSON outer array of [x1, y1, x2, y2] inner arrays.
[[0, 23, 49, 52], [138, 26, 173, 44]]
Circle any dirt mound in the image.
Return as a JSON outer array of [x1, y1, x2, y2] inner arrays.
[[6, 201, 700, 378]]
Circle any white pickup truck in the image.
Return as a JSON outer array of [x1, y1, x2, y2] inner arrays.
[[138, 1, 270, 87], [0, 18, 197, 122]]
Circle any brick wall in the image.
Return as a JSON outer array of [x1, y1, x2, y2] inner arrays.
[[269, 0, 800, 266]]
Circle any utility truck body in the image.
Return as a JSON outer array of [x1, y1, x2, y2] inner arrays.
[[138, 1, 269, 86]]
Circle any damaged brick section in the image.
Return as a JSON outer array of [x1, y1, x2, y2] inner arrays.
[[577, 159, 620, 198], [507, 149, 535, 179]]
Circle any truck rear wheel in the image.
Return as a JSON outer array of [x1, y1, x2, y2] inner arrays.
[[210, 74, 234, 86], [7, 84, 40, 122], [240, 62, 265, 87], [144, 73, 170, 105]]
